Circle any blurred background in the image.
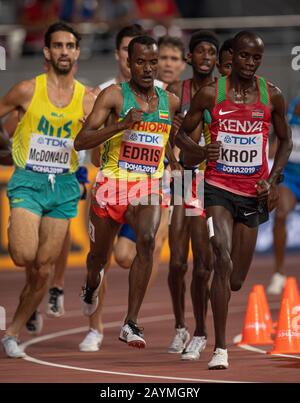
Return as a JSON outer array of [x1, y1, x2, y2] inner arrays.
[[1, 0, 300, 269]]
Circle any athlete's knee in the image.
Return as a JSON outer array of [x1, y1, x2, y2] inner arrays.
[[212, 239, 230, 263], [136, 231, 156, 255], [192, 262, 211, 283], [87, 251, 108, 271], [9, 246, 36, 267], [274, 207, 289, 223], [169, 258, 188, 277], [114, 251, 133, 269], [29, 265, 51, 290], [230, 274, 243, 291]]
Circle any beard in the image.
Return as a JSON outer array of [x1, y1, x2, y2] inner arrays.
[[50, 59, 74, 75]]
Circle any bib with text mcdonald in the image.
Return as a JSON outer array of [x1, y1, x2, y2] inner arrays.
[[26, 133, 74, 174]]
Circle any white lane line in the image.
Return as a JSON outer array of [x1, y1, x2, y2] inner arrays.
[[234, 333, 300, 359], [20, 314, 251, 383], [23, 356, 247, 384]]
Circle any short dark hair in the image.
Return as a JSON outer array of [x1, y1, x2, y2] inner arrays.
[[233, 31, 264, 51], [158, 35, 185, 60], [189, 30, 219, 54], [116, 24, 146, 50], [219, 38, 233, 64], [44, 22, 81, 48], [128, 35, 157, 59]]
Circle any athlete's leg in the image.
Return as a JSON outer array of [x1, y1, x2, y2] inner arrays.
[[6, 211, 69, 337], [148, 207, 169, 287], [114, 237, 136, 269], [230, 223, 258, 292], [86, 208, 120, 290], [206, 206, 233, 350], [87, 260, 110, 333], [124, 203, 161, 323], [168, 204, 190, 329], [190, 215, 213, 337], [51, 225, 71, 289], [273, 186, 297, 275]]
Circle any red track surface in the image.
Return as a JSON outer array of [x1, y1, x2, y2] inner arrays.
[[0, 255, 300, 383]]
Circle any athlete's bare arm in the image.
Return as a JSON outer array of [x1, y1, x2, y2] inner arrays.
[[176, 84, 220, 163], [0, 80, 35, 119], [0, 127, 13, 165], [269, 84, 292, 184], [165, 92, 183, 168], [74, 85, 143, 151], [255, 84, 292, 207]]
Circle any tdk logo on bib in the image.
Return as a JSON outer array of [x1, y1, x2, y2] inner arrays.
[[125, 131, 163, 146], [223, 135, 257, 145], [37, 136, 69, 148]]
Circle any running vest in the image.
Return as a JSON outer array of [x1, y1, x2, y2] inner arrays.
[[179, 79, 211, 170], [285, 96, 300, 176], [101, 81, 171, 180], [205, 75, 271, 197], [12, 74, 85, 174]]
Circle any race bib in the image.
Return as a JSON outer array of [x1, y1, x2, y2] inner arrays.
[[289, 125, 300, 163], [26, 133, 73, 174], [216, 131, 263, 175], [118, 130, 164, 174]]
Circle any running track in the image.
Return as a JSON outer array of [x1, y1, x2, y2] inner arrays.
[[0, 255, 300, 383]]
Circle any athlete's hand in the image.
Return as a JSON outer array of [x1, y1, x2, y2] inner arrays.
[[256, 179, 271, 201], [170, 160, 183, 173], [205, 141, 221, 161], [122, 108, 143, 129], [172, 114, 184, 133]]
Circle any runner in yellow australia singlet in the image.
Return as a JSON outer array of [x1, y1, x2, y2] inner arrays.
[[0, 22, 96, 358]]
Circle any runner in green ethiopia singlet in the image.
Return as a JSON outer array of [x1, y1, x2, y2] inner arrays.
[[100, 81, 172, 181]]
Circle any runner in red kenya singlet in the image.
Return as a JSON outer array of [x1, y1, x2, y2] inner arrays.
[[176, 31, 292, 369]]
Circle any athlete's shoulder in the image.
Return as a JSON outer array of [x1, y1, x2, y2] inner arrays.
[[267, 81, 282, 97], [6, 78, 36, 106], [14, 78, 36, 97], [166, 80, 182, 97]]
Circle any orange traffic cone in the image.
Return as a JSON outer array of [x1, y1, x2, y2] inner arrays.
[[268, 297, 300, 354], [238, 291, 273, 345], [282, 277, 300, 308], [253, 284, 274, 335]]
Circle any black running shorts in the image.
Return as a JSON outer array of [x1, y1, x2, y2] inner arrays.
[[204, 182, 269, 228]]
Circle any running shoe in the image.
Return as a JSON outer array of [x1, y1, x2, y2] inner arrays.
[[79, 329, 104, 352], [119, 320, 146, 348], [208, 348, 229, 370], [81, 272, 103, 316], [25, 311, 43, 335], [168, 327, 190, 353], [267, 273, 286, 295], [1, 335, 25, 358], [47, 287, 65, 317], [181, 336, 207, 360]]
